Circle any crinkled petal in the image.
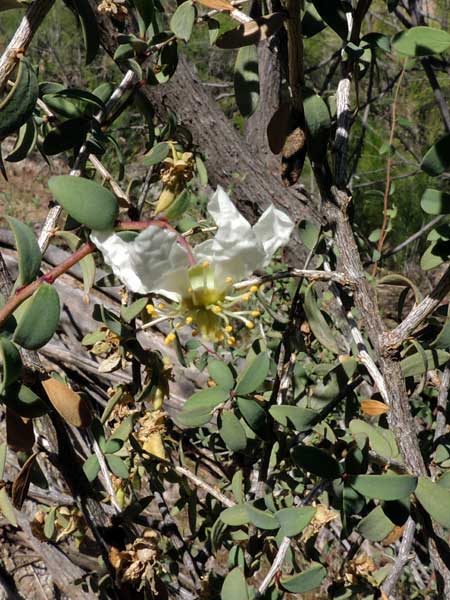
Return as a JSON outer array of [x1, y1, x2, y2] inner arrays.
[[91, 226, 190, 299], [195, 186, 294, 284], [195, 186, 267, 283], [252, 205, 295, 265]]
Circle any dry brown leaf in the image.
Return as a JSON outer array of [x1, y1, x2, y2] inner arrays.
[[281, 125, 307, 186], [360, 399, 389, 416], [382, 524, 405, 546], [216, 13, 285, 49], [12, 452, 38, 509], [42, 377, 92, 428], [195, 0, 234, 11]]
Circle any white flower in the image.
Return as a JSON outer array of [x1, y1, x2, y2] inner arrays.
[[91, 187, 294, 343]]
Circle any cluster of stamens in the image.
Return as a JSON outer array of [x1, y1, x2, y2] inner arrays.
[[144, 261, 261, 346]]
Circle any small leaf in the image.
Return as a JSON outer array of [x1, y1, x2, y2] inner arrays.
[[0, 336, 21, 395], [221, 567, 249, 600], [13, 284, 60, 350], [281, 563, 327, 594], [0, 59, 38, 139], [221, 503, 279, 530], [49, 176, 119, 231], [42, 118, 88, 156], [298, 220, 320, 250], [421, 189, 450, 215], [83, 454, 100, 482], [142, 141, 170, 166], [270, 405, 318, 432], [275, 506, 316, 537], [6, 118, 37, 162], [401, 349, 450, 378], [304, 283, 339, 354], [234, 45, 259, 118], [237, 397, 268, 437], [219, 411, 247, 452], [357, 505, 395, 542], [310, 0, 348, 38], [44, 507, 56, 539], [392, 26, 450, 57], [267, 102, 291, 155], [349, 474, 417, 501], [2, 383, 48, 418], [350, 421, 398, 460], [291, 445, 342, 479], [415, 476, 450, 528], [6, 217, 41, 286], [106, 454, 129, 478], [171, 1, 196, 42], [42, 377, 92, 428], [235, 352, 270, 395], [421, 134, 450, 176], [177, 387, 229, 427], [208, 359, 234, 390], [0, 443, 6, 479], [71, 0, 99, 64], [0, 486, 17, 527], [121, 297, 148, 323]]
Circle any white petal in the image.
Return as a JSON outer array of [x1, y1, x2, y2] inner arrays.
[[195, 187, 266, 283], [252, 205, 295, 265], [91, 226, 190, 299]]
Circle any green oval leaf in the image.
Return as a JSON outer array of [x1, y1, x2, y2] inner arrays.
[[235, 352, 270, 395], [291, 445, 342, 479], [105, 454, 129, 479], [219, 411, 247, 452], [13, 284, 60, 350], [421, 188, 450, 215], [281, 563, 326, 594], [208, 359, 234, 390], [234, 45, 259, 118], [0, 337, 21, 395], [304, 283, 339, 354], [178, 387, 229, 427], [401, 349, 450, 378], [71, 0, 99, 64], [310, 0, 348, 38], [357, 505, 396, 542], [275, 506, 316, 537], [83, 454, 101, 482], [392, 26, 450, 57], [349, 419, 398, 459], [48, 176, 119, 231], [221, 503, 279, 530], [42, 118, 88, 156], [221, 567, 249, 600], [237, 397, 269, 437], [170, 1, 196, 42], [270, 405, 318, 432], [142, 141, 170, 166], [0, 486, 17, 527], [421, 134, 450, 176], [349, 474, 417, 501], [415, 476, 450, 528], [6, 217, 41, 286], [6, 118, 37, 162], [0, 59, 38, 139], [2, 383, 49, 418]]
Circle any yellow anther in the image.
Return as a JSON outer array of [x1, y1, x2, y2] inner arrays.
[[176, 322, 182, 329], [224, 325, 233, 332], [164, 332, 176, 345], [202, 260, 210, 268], [251, 310, 261, 317], [225, 276, 233, 284], [146, 304, 156, 315], [242, 293, 251, 302], [245, 321, 255, 329], [185, 316, 193, 325], [212, 305, 222, 314], [250, 285, 259, 293], [227, 336, 236, 346], [192, 329, 199, 337], [188, 287, 193, 293], [158, 303, 166, 310]]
